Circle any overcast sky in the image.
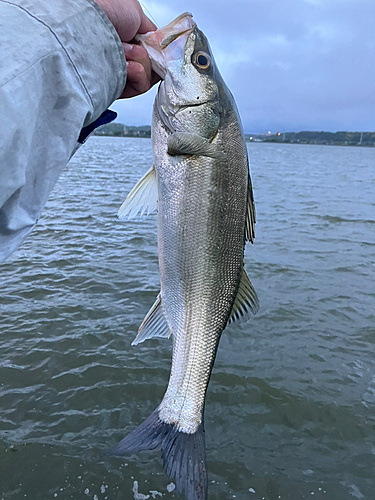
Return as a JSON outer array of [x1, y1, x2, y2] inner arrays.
[[111, 0, 375, 133]]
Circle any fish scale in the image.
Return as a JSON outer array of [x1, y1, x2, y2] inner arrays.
[[113, 12, 259, 500], [157, 151, 239, 432]]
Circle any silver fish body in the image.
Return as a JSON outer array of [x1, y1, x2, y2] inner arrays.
[[154, 85, 251, 434], [112, 13, 258, 500]]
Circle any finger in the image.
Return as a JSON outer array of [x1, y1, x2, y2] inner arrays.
[[121, 61, 151, 98], [123, 43, 152, 84]]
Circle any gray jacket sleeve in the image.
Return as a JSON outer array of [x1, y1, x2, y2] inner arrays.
[[0, 0, 127, 262]]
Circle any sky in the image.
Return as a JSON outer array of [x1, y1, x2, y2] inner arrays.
[[111, 0, 375, 134]]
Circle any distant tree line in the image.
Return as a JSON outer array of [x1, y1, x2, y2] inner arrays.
[[95, 124, 375, 147], [249, 131, 375, 146], [94, 123, 151, 138]]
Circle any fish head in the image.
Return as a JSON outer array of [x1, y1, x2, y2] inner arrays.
[[136, 13, 223, 140]]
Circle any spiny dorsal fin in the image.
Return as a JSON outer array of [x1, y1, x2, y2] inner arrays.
[[118, 166, 158, 219], [245, 172, 256, 243], [167, 132, 226, 160], [228, 268, 259, 325], [132, 293, 171, 345]]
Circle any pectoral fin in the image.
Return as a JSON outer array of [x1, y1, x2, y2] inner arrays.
[[118, 166, 158, 219], [167, 132, 226, 160], [132, 294, 171, 345], [228, 268, 259, 325]]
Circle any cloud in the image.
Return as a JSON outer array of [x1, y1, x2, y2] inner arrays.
[[113, 0, 375, 132]]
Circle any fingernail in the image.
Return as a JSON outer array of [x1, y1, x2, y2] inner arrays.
[[123, 43, 133, 53]]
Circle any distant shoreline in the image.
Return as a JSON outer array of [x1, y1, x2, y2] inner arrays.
[[94, 124, 375, 147], [246, 131, 375, 147]]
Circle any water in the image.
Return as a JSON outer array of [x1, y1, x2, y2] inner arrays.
[[1, 137, 374, 499]]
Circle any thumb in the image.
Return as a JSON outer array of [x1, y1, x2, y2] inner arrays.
[[138, 12, 157, 34]]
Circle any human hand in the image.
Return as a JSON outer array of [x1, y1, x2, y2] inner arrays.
[[94, 0, 160, 98]]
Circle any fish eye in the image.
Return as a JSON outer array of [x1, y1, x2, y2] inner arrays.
[[193, 51, 211, 70]]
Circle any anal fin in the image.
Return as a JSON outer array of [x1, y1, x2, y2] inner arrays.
[[132, 294, 171, 345]]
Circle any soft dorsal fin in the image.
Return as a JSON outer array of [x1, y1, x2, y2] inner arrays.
[[228, 268, 259, 325], [167, 132, 226, 160], [118, 166, 158, 219], [245, 172, 256, 243], [132, 293, 172, 345]]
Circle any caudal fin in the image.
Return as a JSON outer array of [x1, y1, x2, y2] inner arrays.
[[109, 409, 207, 500]]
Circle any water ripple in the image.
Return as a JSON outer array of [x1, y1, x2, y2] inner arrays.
[[0, 139, 374, 499]]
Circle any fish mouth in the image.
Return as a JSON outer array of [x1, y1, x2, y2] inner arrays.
[[135, 13, 197, 79], [158, 12, 196, 49]]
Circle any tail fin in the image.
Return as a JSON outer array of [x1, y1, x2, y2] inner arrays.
[[109, 409, 208, 500]]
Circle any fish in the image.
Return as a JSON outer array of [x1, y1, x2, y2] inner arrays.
[[111, 12, 259, 500]]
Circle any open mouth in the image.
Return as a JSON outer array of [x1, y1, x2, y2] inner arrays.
[[159, 13, 196, 49], [135, 13, 197, 79]]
